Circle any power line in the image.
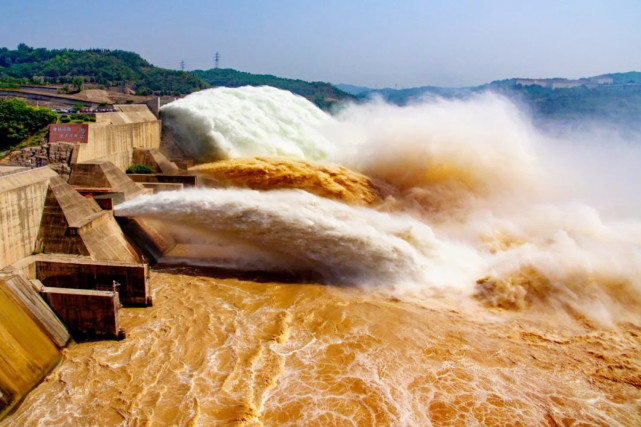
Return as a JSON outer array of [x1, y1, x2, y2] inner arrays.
[[214, 52, 220, 69]]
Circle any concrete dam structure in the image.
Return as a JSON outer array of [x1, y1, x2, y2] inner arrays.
[[75, 105, 161, 171], [0, 165, 153, 418], [4, 104, 161, 176], [0, 103, 170, 419]]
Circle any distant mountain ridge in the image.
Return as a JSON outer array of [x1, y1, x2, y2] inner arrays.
[[487, 72, 641, 89], [338, 72, 641, 128], [339, 71, 641, 97]]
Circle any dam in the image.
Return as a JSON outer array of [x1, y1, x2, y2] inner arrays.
[[1, 87, 640, 425], [0, 103, 177, 418]]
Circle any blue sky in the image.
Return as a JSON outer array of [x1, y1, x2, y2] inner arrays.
[[1, 0, 639, 88]]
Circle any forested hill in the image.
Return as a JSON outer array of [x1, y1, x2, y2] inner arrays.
[[193, 68, 354, 110], [0, 44, 207, 95], [0, 44, 353, 109]]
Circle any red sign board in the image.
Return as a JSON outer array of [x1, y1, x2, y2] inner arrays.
[[49, 124, 89, 143]]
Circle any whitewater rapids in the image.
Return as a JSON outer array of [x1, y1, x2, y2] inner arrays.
[[4, 269, 640, 425]]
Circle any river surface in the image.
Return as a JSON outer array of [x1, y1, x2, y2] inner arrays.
[[3, 267, 640, 426]]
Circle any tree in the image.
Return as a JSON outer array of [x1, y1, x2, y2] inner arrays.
[[0, 98, 57, 150], [72, 76, 84, 92]]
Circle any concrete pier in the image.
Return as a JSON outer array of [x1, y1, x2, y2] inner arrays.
[[40, 286, 124, 341], [140, 182, 184, 193], [34, 254, 151, 306]]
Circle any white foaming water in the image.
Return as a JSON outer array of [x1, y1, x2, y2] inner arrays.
[[325, 93, 641, 321], [153, 87, 641, 320], [115, 188, 482, 288], [160, 86, 335, 161], [329, 93, 544, 199]]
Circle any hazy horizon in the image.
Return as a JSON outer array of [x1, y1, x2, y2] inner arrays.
[[1, 0, 640, 89]]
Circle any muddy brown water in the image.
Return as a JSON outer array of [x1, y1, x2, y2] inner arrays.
[[3, 267, 640, 426]]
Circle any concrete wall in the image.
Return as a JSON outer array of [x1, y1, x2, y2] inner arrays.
[[0, 272, 70, 418], [37, 174, 141, 264], [95, 105, 158, 125], [35, 256, 150, 306], [131, 148, 179, 174], [41, 287, 122, 340], [75, 120, 161, 170], [1, 166, 141, 266], [0, 163, 149, 419], [0, 168, 57, 269], [75, 212, 141, 264], [37, 174, 100, 257]]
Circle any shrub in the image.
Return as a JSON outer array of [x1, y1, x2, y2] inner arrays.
[[126, 164, 154, 174]]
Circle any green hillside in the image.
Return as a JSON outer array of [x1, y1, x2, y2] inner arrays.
[[193, 68, 354, 110], [0, 44, 208, 95], [0, 44, 354, 109]]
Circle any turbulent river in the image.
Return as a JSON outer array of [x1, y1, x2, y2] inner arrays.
[[4, 268, 640, 425], [3, 86, 641, 425]]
